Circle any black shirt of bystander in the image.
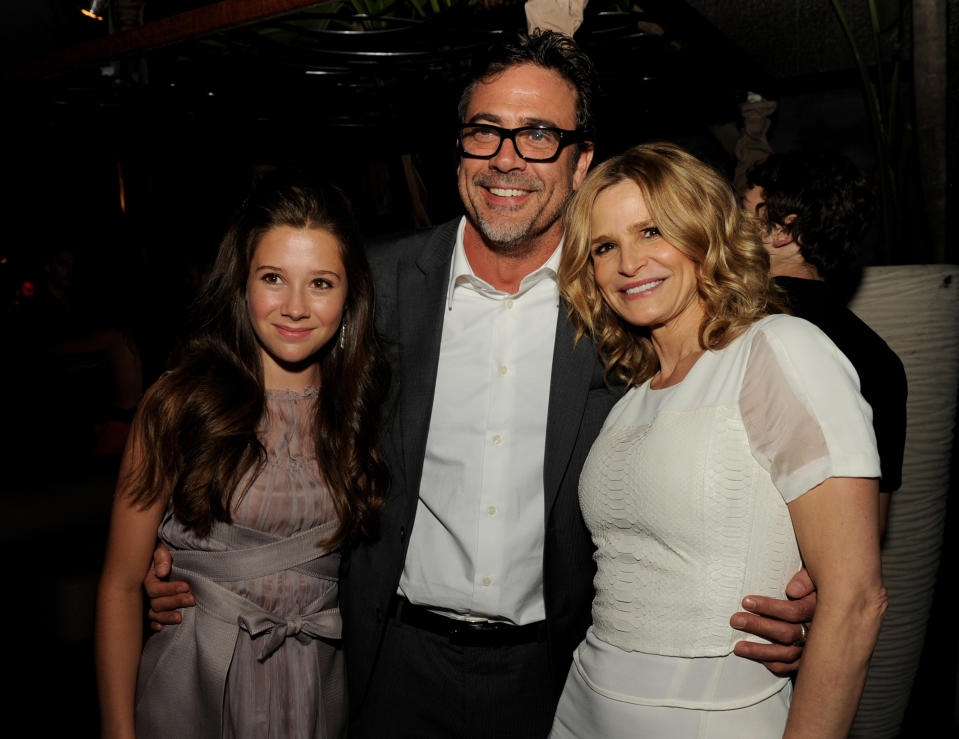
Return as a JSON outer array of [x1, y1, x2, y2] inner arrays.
[[775, 275, 907, 493]]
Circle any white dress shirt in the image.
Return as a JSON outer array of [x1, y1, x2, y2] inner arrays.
[[398, 217, 560, 625]]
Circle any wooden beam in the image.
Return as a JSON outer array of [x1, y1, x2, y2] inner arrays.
[[7, 0, 337, 81]]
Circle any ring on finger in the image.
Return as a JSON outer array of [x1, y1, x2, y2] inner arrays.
[[794, 622, 809, 647]]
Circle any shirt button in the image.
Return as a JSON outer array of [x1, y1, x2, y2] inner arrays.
[[498, 364, 508, 376], [482, 576, 492, 586], [506, 299, 515, 309], [492, 434, 503, 445], [487, 505, 497, 516]]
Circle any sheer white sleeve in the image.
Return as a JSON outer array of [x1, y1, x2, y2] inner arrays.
[[740, 316, 880, 502]]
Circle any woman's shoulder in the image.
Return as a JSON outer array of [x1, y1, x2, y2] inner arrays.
[[709, 315, 851, 393], [742, 313, 859, 391], [747, 313, 839, 354]]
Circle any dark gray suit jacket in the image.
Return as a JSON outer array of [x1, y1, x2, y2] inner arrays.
[[342, 218, 620, 713]]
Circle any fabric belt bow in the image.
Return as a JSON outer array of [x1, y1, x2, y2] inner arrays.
[[240, 607, 342, 661]]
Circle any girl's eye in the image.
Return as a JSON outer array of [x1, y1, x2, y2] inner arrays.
[[313, 279, 333, 289], [642, 227, 661, 239], [261, 272, 281, 284]]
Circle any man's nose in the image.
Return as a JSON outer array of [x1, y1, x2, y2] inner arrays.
[[489, 135, 526, 172]]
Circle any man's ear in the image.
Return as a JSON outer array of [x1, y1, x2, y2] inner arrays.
[[770, 214, 797, 248], [571, 144, 595, 191]]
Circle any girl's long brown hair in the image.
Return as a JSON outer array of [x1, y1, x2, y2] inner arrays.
[[125, 171, 390, 547]]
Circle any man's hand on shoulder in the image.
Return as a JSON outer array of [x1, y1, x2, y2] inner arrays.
[[144, 542, 194, 631], [730, 568, 816, 676]]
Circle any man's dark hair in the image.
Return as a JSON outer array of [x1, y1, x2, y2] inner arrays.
[[746, 151, 875, 281], [457, 30, 597, 137]]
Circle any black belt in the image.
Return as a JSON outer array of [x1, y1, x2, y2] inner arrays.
[[389, 597, 547, 647]]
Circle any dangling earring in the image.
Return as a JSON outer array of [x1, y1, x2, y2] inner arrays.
[[339, 319, 347, 350]]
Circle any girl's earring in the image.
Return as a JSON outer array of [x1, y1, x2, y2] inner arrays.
[[339, 319, 347, 350]]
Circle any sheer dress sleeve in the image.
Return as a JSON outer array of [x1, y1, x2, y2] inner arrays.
[[740, 316, 880, 503]]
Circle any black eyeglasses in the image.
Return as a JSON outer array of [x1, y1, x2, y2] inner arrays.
[[457, 123, 591, 163]]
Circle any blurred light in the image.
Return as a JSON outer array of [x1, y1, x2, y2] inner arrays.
[[117, 161, 127, 215], [22, 281, 35, 298], [80, 1, 109, 21]]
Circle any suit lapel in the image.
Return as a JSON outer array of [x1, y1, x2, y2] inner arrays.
[[395, 221, 459, 500], [391, 227, 598, 525], [543, 305, 596, 519]]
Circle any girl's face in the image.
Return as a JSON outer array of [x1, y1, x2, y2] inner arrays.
[[247, 226, 347, 390]]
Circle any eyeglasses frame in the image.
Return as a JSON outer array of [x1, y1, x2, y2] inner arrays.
[[456, 123, 593, 163]]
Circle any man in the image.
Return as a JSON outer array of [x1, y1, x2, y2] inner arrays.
[[148, 31, 813, 738], [344, 34, 606, 738], [744, 151, 907, 528]]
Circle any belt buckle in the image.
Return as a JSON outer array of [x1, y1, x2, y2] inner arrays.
[[449, 619, 504, 647], [447, 622, 467, 645], [448, 621, 488, 646]]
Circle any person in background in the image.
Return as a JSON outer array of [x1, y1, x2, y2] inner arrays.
[[744, 151, 907, 528]]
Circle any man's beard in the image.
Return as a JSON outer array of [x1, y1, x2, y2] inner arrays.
[[473, 209, 557, 254], [467, 185, 571, 257]]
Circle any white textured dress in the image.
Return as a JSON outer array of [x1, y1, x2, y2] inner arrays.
[[551, 315, 880, 738]]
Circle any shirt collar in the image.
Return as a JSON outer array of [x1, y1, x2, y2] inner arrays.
[[446, 217, 563, 310]]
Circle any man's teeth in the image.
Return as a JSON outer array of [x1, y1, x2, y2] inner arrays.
[[625, 280, 664, 294], [489, 187, 527, 197]]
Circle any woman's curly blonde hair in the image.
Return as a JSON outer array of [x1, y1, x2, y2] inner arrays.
[[560, 142, 785, 387]]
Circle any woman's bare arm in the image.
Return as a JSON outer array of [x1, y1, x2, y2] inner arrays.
[[783, 476, 886, 738]]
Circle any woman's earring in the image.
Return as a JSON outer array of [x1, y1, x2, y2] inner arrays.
[[339, 319, 347, 350]]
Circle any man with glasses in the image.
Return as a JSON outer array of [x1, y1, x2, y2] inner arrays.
[[146, 31, 814, 738], [341, 35, 604, 738]]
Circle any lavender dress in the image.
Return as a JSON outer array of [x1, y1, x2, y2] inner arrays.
[[135, 388, 345, 739]]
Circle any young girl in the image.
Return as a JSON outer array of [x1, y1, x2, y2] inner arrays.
[[95, 172, 390, 739]]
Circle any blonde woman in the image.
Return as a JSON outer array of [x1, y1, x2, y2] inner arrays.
[[550, 143, 885, 738]]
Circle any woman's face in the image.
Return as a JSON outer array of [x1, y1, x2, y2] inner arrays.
[[247, 226, 347, 390], [589, 180, 703, 340]]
